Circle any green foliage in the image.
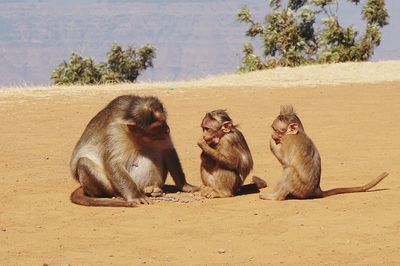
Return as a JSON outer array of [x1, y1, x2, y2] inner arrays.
[[51, 43, 156, 85], [237, 0, 389, 72]]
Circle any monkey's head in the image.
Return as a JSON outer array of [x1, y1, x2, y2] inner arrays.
[[271, 105, 305, 144], [201, 110, 234, 147], [124, 96, 170, 143]]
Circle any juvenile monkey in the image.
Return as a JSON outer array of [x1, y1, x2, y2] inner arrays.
[[70, 95, 198, 207], [198, 110, 267, 198], [260, 105, 388, 200]]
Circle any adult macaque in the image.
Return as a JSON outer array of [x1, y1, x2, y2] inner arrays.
[[198, 110, 267, 198], [260, 105, 388, 201], [70, 95, 198, 207]]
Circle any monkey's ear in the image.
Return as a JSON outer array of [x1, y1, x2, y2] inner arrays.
[[124, 119, 136, 127], [221, 121, 233, 133], [287, 123, 299, 135]]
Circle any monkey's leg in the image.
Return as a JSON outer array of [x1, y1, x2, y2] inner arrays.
[[202, 172, 240, 198], [76, 157, 114, 197], [259, 166, 298, 200], [163, 148, 199, 192], [259, 186, 289, 200], [252, 176, 268, 189]]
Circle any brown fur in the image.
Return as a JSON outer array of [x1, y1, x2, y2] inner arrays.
[[198, 110, 267, 198], [260, 105, 388, 200], [70, 95, 198, 207]]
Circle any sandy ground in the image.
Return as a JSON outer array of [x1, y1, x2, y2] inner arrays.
[[1, 62, 400, 265]]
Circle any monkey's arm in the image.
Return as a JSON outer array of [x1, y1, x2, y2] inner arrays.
[[106, 162, 150, 204], [198, 139, 238, 170], [269, 138, 286, 165], [163, 149, 199, 192]]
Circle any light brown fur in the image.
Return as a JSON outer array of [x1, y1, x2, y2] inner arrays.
[[70, 95, 198, 207], [198, 110, 266, 198], [260, 105, 388, 200]]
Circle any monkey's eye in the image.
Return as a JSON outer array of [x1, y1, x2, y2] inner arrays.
[[272, 126, 286, 134], [206, 128, 216, 133]]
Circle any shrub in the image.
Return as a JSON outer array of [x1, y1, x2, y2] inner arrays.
[[51, 43, 156, 85], [237, 0, 389, 72]]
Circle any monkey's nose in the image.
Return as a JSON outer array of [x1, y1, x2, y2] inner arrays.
[[272, 134, 280, 142]]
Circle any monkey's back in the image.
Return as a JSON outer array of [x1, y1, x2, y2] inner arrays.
[[227, 127, 253, 181], [282, 133, 322, 198], [70, 96, 133, 178], [200, 129, 253, 183]]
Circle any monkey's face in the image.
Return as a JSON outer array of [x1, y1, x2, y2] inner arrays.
[[129, 121, 170, 143], [148, 123, 170, 142], [271, 119, 299, 144], [201, 118, 230, 147], [271, 120, 288, 144]]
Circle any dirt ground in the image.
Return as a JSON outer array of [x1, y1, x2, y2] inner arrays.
[[1, 66, 400, 265]]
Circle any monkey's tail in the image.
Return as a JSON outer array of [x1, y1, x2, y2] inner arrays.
[[70, 187, 136, 207], [238, 176, 268, 195], [322, 172, 388, 198]]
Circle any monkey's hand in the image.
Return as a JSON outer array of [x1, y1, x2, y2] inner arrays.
[[270, 137, 281, 150], [197, 137, 209, 149], [269, 138, 287, 165], [180, 183, 200, 193], [128, 193, 152, 205]]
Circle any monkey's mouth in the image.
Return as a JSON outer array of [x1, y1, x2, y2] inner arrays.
[[273, 138, 281, 144], [204, 139, 217, 147], [148, 132, 170, 141]]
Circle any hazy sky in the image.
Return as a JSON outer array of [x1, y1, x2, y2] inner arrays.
[[0, 0, 398, 87], [338, 0, 399, 61]]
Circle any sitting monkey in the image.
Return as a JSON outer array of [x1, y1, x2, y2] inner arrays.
[[260, 105, 388, 200], [70, 95, 198, 207], [198, 110, 267, 198]]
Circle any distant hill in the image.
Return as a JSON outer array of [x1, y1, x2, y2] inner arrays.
[[0, 0, 399, 87]]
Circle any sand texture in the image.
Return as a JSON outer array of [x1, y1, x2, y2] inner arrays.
[[1, 61, 399, 265]]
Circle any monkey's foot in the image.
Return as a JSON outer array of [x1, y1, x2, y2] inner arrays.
[[201, 186, 224, 198], [181, 183, 200, 193], [144, 186, 164, 197], [252, 176, 268, 189], [202, 189, 218, 198], [259, 192, 276, 200]]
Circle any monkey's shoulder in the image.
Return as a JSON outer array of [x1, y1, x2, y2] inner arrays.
[[283, 133, 319, 158], [218, 137, 245, 155], [224, 131, 249, 147], [283, 132, 309, 144]]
